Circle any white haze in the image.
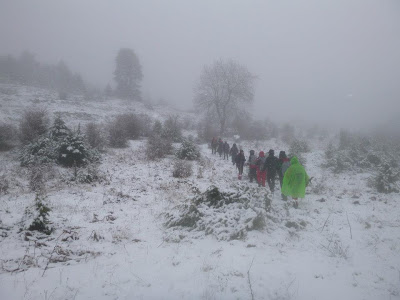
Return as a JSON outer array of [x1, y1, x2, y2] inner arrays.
[[0, 0, 399, 129]]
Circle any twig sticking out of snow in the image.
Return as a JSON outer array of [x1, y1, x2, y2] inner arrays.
[[346, 211, 353, 239], [320, 213, 331, 232], [247, 257, 255, 300], [42, 231, 67, 277]]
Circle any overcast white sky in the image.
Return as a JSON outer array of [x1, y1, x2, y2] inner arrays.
[[0, 0, 399, 129]]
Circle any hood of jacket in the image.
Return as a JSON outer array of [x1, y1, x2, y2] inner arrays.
[[290, 156, 299, 165], [259, 151, 265, 157]]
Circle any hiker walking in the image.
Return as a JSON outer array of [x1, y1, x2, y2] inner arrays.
[[256, 151, 267, 187], [217, 139, 224, 157], [211, 137, 217, 154], [248, 150, 258, 183], [236, 149, 246, 180], [223, 141, 230, 160], [230, 143, 239, 165], [263, 149, 278, 193], [281, 156, 309, 208], [277, 151, 291, 200]]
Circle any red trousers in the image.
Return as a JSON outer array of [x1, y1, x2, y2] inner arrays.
[[257, 169, 266, 187]]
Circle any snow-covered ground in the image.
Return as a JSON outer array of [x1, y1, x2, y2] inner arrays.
[[0, 85, 399, 300]]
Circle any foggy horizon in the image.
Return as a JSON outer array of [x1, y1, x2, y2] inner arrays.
[[1, 0, 399, 130]]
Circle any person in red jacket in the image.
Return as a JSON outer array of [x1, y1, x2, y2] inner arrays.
[[256, 151, 267, 187]]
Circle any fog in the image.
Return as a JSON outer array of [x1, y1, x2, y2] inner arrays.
[[1, 0, 399, 129]]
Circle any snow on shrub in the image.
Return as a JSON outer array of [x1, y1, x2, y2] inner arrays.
[[20, 137, 59, 166], [322, 132, 399, 175], [152, 120, 163, 136], [19, 108, 49, 144], [69, 164, 102, 184], [107, 116, 129, 148], [172, 160, 193, 178], [0, 122, 17, 151], [0, 175, 9, 195], [368, 163, 399, 194], [20, 117, 100, 167], [164, 186, 267, 241], [146, 133, 173, 160], [137, 114, 152, 137], [107, 113, 152, 147], [175, 138, 201, 161], [289, 138, 310, 154], [58, 130, 99, 167], [49, 115, 70, 140], [22, 194, 53, 235], [85, 122, 106, 150], [162, 115, 182, 142], [28, 164, 48, 192]]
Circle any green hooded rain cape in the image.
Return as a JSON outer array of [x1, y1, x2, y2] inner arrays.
[[281, 156, 309, 198]]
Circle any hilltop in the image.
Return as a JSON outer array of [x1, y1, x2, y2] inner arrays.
[[0, 84, 399, 300]]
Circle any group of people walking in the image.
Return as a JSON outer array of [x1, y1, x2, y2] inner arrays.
[[211, 137, 310, 208]]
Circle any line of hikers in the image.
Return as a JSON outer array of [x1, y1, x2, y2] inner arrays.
[[211, 137, 310, 208]]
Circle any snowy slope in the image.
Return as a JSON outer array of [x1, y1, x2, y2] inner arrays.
[[0, 83, 193, 128], [0, 85, 399, 300]]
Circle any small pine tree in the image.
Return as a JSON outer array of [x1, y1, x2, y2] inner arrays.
[[371, 163, 399, 193], [146, 134, 173, 160], [58, 130, 89, 167], [176, 138, 201, 160], [25, 194, 53, 235], [325, 142, 335, 160], [49, 115, 71, 140], [152, 120, 163, 136], [20, 137, 58, 166], [162, 116, 182, 142]]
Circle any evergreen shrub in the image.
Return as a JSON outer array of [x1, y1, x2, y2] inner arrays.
[[175, 138, 201, 160], [146, 133, 173, 160], [24, 194, 53, 235]]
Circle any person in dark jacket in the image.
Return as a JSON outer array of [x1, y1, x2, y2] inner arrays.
[[256, 151, 267, 187], [236, 149, 246, 179], [230, 143, 239, 165], [263, 149, 278, 192], [248, 150, 257, 182], [217, 139, 224, 157], [277, 151, 290, 200], [223, 141, 230, 160], [211, 137, 217, 154]]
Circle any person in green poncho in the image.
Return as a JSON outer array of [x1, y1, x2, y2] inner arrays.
[[281, 156, 309, 208]]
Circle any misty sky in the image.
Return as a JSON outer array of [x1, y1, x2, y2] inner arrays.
[[1, 0, 399, 129]]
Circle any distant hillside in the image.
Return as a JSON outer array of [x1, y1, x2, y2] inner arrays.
[[0, 83, 196, 128]]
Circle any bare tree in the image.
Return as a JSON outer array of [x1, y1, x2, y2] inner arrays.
[[194, 59, 256, 135]]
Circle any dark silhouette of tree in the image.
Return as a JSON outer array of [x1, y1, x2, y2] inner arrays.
[[0, 51, 86, 95], [114, 48, 143, 101], [194, 59, 256, 135], [104, 84, 113, 98]]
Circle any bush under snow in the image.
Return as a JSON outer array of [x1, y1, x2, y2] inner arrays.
[[164, 186, 268, 241]]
